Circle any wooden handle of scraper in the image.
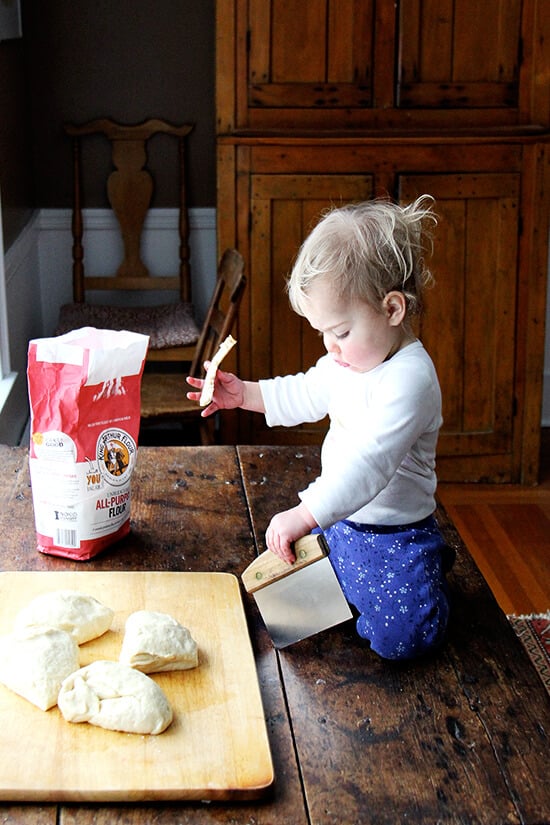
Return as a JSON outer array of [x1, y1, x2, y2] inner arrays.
[[241, 533, 329, 595]]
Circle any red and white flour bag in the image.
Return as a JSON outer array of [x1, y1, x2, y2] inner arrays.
[[27, 327, 149, 560]]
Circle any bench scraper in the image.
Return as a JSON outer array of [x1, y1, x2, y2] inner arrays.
[[241, 533, 352, 648]]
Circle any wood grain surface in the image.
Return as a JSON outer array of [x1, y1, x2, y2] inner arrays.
[[237, 445, 550, 825], [0, 570, 273, 801], [1, 444, 549, 824]]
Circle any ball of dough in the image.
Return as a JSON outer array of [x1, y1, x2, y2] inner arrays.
[[0, 626, 79, 711], [58, 660, 173, 735], [120, 610, 198, 673], [14, 590, 114, 644]]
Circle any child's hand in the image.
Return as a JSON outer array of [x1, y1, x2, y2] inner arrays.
[[186, 366, 245, 417], [265, 503, 318, 564]]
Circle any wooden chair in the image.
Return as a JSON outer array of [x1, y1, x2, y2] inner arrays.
[[56, 118, 201, 405], [140, 248, 246, 444]]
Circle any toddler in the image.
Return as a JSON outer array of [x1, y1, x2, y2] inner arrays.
[[187, 196, 453, 660]]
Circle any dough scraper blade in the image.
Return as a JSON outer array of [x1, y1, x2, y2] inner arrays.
[[241, 533, 352, 649]]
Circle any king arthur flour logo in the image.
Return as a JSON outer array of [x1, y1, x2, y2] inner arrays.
[[96, 429, 137, 487]]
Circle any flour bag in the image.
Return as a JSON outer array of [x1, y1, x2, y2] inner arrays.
[[27, 327, 149, 560]]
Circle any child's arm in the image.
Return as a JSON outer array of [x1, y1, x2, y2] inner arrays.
[[189, 367, 319, 562], [186, 367, 265, 417], [265, 502, 318, 563]]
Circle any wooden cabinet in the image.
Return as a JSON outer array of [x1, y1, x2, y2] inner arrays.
[[218, 0, 548, 132], [216, 0, 550, 483]]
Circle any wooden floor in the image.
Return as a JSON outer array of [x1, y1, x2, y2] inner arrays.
[[438, 431, 550, 616]]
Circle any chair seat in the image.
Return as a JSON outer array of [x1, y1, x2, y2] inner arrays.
[[140, 371, 217, 444], [56, 301, 200, 349], [140, 372, 198, 419]]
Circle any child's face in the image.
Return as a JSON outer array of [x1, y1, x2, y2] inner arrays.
[[302, 279, 406, 373]]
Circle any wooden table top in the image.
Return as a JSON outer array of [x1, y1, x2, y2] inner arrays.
[[1, 443, 549, 824]]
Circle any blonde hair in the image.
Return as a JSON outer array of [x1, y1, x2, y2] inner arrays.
[[287, 195, 437, 317]]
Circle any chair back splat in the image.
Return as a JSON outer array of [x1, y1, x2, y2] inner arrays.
[[57, 118, 200, 365]]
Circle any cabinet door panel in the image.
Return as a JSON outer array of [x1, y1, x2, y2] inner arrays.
[[398, 0, 521, 109], [250, 0, 374, 89], [399, 173, 519, 469], [249, 173, 373, 442], [244, 0, 389, 127]]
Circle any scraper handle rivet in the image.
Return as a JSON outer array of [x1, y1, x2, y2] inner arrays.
[[241, 534, 329, 595]]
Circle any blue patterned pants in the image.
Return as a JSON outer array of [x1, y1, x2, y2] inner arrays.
[[317, 515, 452, 660]]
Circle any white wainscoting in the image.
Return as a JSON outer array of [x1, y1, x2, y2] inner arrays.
[[36, 207, 217, 336], [0, 207, 217, 444]]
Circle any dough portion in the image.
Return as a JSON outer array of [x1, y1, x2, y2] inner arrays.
[[0, 626, 79, 711], [120, 610, 198, 673], [199, 334, 236, 406], [58, 660, 173, 735], [14, 590, 114, 644]]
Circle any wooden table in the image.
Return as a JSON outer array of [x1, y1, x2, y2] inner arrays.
[[1, 443, 549, 824]]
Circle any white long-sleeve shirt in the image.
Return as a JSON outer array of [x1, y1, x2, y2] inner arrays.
[[259, 341, 442, 529]]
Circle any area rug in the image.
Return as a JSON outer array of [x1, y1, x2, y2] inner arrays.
[[508, 611, 550, 696]]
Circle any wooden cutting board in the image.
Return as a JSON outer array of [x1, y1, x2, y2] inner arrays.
[[0, 571, 274, 802]]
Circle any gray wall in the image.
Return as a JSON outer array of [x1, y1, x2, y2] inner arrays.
[[1, 0, 216, 247], [0, 37, 34, 247]]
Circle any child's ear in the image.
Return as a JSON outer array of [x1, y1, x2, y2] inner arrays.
[[383, 291, 407, 326]]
